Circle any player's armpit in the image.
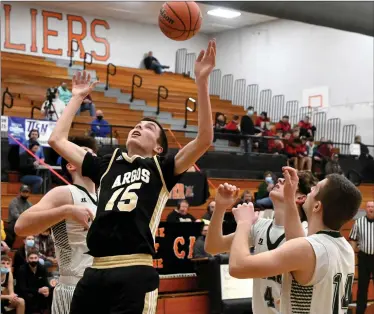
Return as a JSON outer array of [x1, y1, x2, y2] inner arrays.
[[229, 237, 315, 280], [15, 186, 73, 236]]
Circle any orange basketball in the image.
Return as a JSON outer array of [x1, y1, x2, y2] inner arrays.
[[159, 2, 202, 41]]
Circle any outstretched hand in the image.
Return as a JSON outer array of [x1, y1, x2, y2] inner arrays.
[[282, 166, 299, 204], [72, 71, 99, 98], [232, 203, 259, 225], [215, 183, 240, 210], [194, 39, 216, 82]]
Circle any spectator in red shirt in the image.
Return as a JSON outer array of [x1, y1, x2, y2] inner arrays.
[[297, 136, 312, 171], [298, 115, 315, 137], [77, 94, 96, 117], [275, 115, 291, 134], [225, 115, 241, 146], [255, 111, 270, 131]]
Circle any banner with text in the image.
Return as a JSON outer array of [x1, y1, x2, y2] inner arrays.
[[6, 116, 56, 147], [154, 222, 203, 275], [167, 172, 210, 207]]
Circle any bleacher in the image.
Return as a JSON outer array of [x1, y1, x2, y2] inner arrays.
[[2, 52, 374, 313]]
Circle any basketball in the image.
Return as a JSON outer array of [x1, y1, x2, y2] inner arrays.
[[159, 2, 202, 41]]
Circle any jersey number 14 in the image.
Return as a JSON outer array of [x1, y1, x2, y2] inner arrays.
[[105, 183, 142, 212], [332, 273, 354, 314]]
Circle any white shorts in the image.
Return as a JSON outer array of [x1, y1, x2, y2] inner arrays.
[[52, 282, 76, 314]]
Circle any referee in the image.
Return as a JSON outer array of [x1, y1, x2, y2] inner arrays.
[[349, 201, 374, 314]]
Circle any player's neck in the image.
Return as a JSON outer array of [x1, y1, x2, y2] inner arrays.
[[306, 217, 327, 235], [127, 147, 153, 158], [273, 201, 285, 226], [73, 176, 96, 194]]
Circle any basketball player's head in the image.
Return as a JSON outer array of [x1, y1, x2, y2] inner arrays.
[[302, 174, 362, 230], [126, 118, 168, 157], [61, 136, 97, 183], [270, 171, 318, 218]]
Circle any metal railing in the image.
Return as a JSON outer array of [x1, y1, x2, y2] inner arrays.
[[185, 53, 196, 79], [232, 79, 246, 106], [184, 97, 197, 128], [1, 87, 14, 115], [209, 69, 221, 96], [130, 74, 143, 102], [69, 39, 79, 67], [30, 101, 41, 119], [105, 63, 116, 91], [83, 52, 92, 70], [326, 118, 341, 145], [341, 125, 357, 154], [245, 84, 259, 111], [284, 101, 299, 125], [220, 74, 234, 101], [312, 111, 327, 141], [258, 89, 272, 114], [157, 86, 168, 115], [175, 48, 187, 74], [270, 95, 285, 123]]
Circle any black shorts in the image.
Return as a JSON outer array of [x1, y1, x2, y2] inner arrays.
[[70, 265, 159, 314]]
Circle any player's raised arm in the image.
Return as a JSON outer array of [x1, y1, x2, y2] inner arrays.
[[205, 183, 239, 255], [174, 40, 216, 175], [229, 203, 315, 280], [48, 71, 99, 167], [15, 186, 94, 236], [282, 167, 307, 240]]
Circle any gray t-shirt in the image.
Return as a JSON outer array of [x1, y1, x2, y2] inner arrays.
[[8, 196, 32, 223]]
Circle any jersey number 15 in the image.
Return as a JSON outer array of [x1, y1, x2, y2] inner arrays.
[[105, 183, 142, 212]]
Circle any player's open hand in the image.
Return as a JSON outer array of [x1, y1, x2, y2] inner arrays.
[[215, 183, 240, 210], [282, 166, 299, 204], [66, 205, 95, 230], [194, 39, 216, 82], [72, 71, 99, 98], [232, 203, 259, 225]]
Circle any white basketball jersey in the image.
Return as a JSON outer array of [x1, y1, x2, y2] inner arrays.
[[280, 231, 355, 314], [51, 185, 97, 279], [250, 218, 308, 314]]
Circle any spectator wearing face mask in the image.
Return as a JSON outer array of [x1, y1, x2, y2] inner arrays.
[[5, 185, 33, 247], [255, 171, 275, 209], [17, 250, 51, 314], [13, 235, 36, 285], [1, 255, 26, 314], [34, 229, 57, 268], [77, 94, 96, 117], [90, 110, 111, 138]]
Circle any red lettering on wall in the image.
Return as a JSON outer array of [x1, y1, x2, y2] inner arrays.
[[173, 237, 185, 259], [3, 4, 26, 51], [188, 236, 196, 259], [30, 9, 38, 52], [67, 14, 87, 58], [42, 10, 63, 56], [90, 19, 110, 62]]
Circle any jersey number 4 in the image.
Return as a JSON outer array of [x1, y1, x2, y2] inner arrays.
[[264, 286, 275, 308], [105, 183, 142, 212], [332, 273, 354, 314]]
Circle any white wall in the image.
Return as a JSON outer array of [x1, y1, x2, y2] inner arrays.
[[213, 19, 374, 145], [213, 19, 374, 106], [0, 2, 208, 71]]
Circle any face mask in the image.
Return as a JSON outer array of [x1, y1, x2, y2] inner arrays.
[[96, 116, 103, 121], [21, 195, 29, 201], [28, 261, 38, 268], [265, 177, 273, 184], [26, 240, 35, 247], [247, 110, 254, 116], [0, 267, 9, 274]]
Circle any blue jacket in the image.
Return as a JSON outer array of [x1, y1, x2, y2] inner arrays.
[[90, 119, 111, 137]]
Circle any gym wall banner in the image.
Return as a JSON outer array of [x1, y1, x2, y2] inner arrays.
[[153, 222, 203, 275], [167, 171, 210, 207]]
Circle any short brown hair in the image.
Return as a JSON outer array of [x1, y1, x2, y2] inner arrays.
[[315, 174, 362, 230], [27, 248, 39, 258], [1, 255, 11, 262], [298, 171, 318, 196]]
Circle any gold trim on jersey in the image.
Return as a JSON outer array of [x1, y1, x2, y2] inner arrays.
[[122, 152, 145, 163], [99, 148, 119, 186], [91, 253, 153, 269], [142, 288, 158, 314], [153, 156, 168, 192]]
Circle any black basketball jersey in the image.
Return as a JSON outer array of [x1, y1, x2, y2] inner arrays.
[[81, 148, 181, 258]]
